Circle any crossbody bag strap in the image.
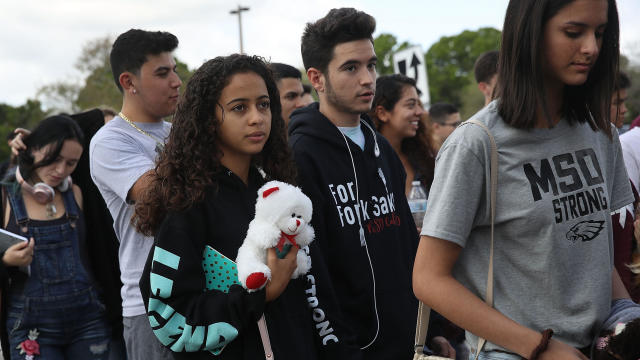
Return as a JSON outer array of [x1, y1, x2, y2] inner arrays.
[[466, 120, 498, 360], [257, 315, 274, 359], [414, 300, 431, 354]]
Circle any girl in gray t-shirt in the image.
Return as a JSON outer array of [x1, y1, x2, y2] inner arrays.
[[413, 1, 634, 360]]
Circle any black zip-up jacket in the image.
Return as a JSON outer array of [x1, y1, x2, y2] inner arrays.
[[139, 168, 318, 360], [288, 103, 419, 360]]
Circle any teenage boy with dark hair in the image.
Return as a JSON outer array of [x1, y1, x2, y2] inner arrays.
[[89, 29, 181, 360], [289, 8, 423, 359], [610, 71, 631, 129], [429, 102, 461, 153], [473, 50, 499, 107], [269, 62, 306, 126]]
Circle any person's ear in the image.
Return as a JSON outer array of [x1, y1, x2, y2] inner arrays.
[[478, 82, 489, 96], [375, 105, 390, 123], [307, 68, 325, 94], [119, 72, 137, 95]]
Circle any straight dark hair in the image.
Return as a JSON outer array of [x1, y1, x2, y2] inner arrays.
[[474, 50, 499, 84], [269, 63, 301, 81], [370, 74, 435, 191], [496, 0, 619, 134], [18, 115, 85, 181]]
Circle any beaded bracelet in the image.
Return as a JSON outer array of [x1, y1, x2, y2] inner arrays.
[[529, 329, 554, 360]]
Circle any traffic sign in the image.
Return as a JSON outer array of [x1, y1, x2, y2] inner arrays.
[[393, 46, 430, 106]]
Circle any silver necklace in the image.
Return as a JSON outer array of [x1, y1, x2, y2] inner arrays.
[[118, 112, 166, 153]]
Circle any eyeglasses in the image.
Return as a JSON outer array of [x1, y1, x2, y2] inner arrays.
[[442, 121, 461, 127]]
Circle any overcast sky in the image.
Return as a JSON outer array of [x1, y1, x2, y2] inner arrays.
[[1, 0, 639, 106]]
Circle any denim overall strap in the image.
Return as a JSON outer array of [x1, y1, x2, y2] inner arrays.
[[22, 186, 91, 297], [60, 186, 78, 228], [4, 183, 30, 235]]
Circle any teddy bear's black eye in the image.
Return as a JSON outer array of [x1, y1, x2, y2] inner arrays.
[[291, 214, 295, 218], [297, 215, 302, 219]]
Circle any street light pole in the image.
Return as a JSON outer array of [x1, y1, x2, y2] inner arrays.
[[230, 5, 250, 54]]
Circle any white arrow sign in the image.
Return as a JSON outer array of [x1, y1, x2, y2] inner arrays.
[[393, 46, 430, 107]]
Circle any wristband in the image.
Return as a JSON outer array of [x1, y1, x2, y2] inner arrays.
[[529, 329, 553, 360]]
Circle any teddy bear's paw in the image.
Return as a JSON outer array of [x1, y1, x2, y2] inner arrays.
[[245, 272, 268, 290]]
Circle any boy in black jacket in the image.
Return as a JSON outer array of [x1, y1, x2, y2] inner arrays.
[[289, 8, 420, 359]]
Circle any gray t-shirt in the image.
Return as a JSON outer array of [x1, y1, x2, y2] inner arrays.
[[421, 101, 634, 350], [89, 116, 171, 317]]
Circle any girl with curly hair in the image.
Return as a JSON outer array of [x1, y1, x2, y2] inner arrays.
[[369, 74, 435, 195], [134, 54, 317, 360]]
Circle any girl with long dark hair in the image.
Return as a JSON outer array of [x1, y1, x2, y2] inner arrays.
[[369, 74, 435, 194], [134, 54, 317, 359], [413, 1, 633, 359], [1, 115, 111, 359]]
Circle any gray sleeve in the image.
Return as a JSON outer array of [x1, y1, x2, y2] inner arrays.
[[609, 130, 634, 211], [89, 132, 155, 203], [420, 129, 487, 247]]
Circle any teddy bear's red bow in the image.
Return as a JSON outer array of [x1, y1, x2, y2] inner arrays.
[[276, 232, 299, 252]]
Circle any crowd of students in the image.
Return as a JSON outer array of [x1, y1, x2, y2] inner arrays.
[[0, 0, 639, 359]]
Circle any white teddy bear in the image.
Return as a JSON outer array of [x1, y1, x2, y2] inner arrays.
[[236, 180, 315, 292]]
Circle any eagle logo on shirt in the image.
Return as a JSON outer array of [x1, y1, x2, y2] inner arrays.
[[565, 220, 605, 243]]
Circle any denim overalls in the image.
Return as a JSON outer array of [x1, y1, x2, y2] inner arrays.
[[4, 184, 111, 359]]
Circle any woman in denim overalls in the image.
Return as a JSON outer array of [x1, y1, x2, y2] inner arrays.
[[0, 115, 111, 359]]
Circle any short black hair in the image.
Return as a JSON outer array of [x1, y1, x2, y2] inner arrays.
[[429, 103, 459, 124], [301, 8, 376, 73], [269, 63, 301, 82], [616, 71, 631, 90], [474, 50, 499, 84], [110, 29, 179, 92], [302, 84, 312, 94]]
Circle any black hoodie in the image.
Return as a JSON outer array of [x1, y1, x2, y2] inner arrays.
[[139, 168, 318, 360], [289, 103, 419, 360]]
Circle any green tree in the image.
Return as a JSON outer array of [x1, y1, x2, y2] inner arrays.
[[38, 36, 194, 114], [0, 100, 46, 161], [74, 36, 121, 111], [425, 27, 501, 113]]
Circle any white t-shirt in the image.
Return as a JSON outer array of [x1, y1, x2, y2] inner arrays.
[[337, 125, 365, 150], [89, 116, 171, 317], [620, 127, 640, 193]]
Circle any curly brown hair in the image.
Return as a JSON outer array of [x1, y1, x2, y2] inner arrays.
[[369, 74, 435, 191], [133, 54, 297, 235]]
